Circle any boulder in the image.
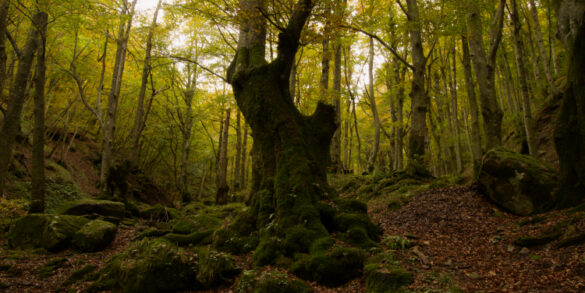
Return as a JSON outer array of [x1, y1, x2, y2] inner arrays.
[[197, 249, 241, 288], [290, 246, 365, 287], [72, 219, 117, 252], [364, 252, 413, 293], [477, 148, 558, 215], [139, 204, 182, 222], [8, 214, 89, 251], [57, 199, 125, 222], [89, 239, 199, 292]]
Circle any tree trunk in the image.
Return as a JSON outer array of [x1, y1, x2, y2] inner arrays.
[[130, 0, 162, 164], [461, 35, 482, 170], [234, 110, 242, 190], [330, 42, 342, 172], [0, 0, 9, 103], [450, 46, 463, 173], [405, 0, 430, 176], [216, 109, 230, 205], [553, 0, 585, 207], [465, 0, 505, 150], [30, 11, 48, 213], [100, 0, 137, 191], [510, 0, 537, 156], [0, 12, 43, 196], [529, 0, 558, 96], [240, 123, 248, 189], [180, 80, 195, 203], [366, 37, 380, 173], [227, 0, 368, 266]]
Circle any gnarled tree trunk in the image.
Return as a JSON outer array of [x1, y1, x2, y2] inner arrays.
[[553, 0, 585, 207]]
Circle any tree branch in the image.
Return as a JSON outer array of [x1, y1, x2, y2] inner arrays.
[[168, 55, 227, 82]]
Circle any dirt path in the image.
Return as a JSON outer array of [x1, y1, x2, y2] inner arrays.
[[370, 186, 585, 292]]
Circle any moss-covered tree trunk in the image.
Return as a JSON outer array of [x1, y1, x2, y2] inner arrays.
[[0, 11, 43, 196], [216, 108, 230, 205], [553, 0, 585, 207], [227, 0, 339, 257]]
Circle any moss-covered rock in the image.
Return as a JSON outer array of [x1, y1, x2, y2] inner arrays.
[[364, 264, 413, 293], [8, 214, 89, 251], [334, 198, 368, 214], [253, 236, 282, 266], [57, 199, 125, 222], [171, 214, 222, 234], [290, 246, 365, 287], [477, 148, 558, 215], [89, 239, 199, 292], [196, 249, 241, 288], [335, 213, 381, 242], [61, 264, 98, 287], [364, 252, 413, 293], [72, 219, 117, 252], [213, 213, 260, 255], [139, 204, 182, 222], [243, 271, 310, 293], [164, 230, 214, 246]]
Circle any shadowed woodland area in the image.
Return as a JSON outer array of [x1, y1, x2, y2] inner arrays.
[[1, 0, 585, 292]]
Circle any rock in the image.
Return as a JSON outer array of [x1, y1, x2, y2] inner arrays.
[[8, 214, 89, 251], [88, 239, 199, 292], [236, 270, 309, 293], [290, 246, 365, 287], [477, 148, 558, 215], [519, 247, 530, 254], [57, 199, 125, 222], [171, 214, 222, 234], [365, 264, 413, 293], [196, 249, 241, 288], [72, 220, 117, 252], [139, 204, 182, 222]]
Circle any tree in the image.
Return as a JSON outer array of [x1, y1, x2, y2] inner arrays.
[[227, 0, 342, 262], [553, 0, 585, 207], [0, 11, 45, 196], [100, 0, 138, 191], [465, 0, 506, 150], [366, 36, 381, 173], [216, 108, 230, 204], [405, 0, 430, 176], [30, 9, 48, 213]]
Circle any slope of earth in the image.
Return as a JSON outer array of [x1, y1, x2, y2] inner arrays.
[[370, 185, 585, 292]]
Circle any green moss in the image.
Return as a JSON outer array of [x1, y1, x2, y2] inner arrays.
[[165, 230, 214, 246], [8, 214, 89, 251], [364, 263, 413, 293], [334, 198, 368, 214], [382, 236, 415, 250], [196, 249, 241, 288], [340, 227, 379, 249], [72, 220, 117, 252], [61, 264, 98, 287], [171, 214, 222, 234], [139, 204, 182, 222], [213, 228, 259, 255], [284, 225, 326, 254], [315, 203, 336, 232], [514, 225, 565, 247], [365, 252, 413, 293], [254, 271, 310, 293], [57, 199, 125, 221], [253, 236, 282, 266], [290, 246, 365, 287], [133, 228, 171, 240], [36, 257, 69, 279], [309, 237, 335, 253], [89, 239, 199, 292], [335, 213, 381, 242], [558, 232, 585, 247]]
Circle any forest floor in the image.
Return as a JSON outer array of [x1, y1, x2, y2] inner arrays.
[[1, 176, 585, 292]]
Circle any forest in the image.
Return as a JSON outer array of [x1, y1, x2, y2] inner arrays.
[[0, 0, 584, 291]]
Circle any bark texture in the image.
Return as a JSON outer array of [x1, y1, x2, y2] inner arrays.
[[30, 11, 48, 213], [216, 109, 230, 205], [553, 0, 585, 207], [0, 12, 43, 195]]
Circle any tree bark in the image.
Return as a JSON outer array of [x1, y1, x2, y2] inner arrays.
[[227, 0, 355, 265], [30, 11, 48, 213], [405, 0, 430, 176], [0, 12, 44, 196], [510, 0, 537, 156], [330, 41, 342, 172], [234, 110, 242, 190], [100, 0, 137, 191], [240, 123, 248, 189], [450, 46, 463, 173], [216, 109, 230, 205], [553, 0, 585, 207], [180, 72, 196, 203], [465, 0, 506, 150], [461, 35, 482, 170], [130, 0, 162, 164], [366, 37, 380, 173], [0, 0, 9, 103]]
